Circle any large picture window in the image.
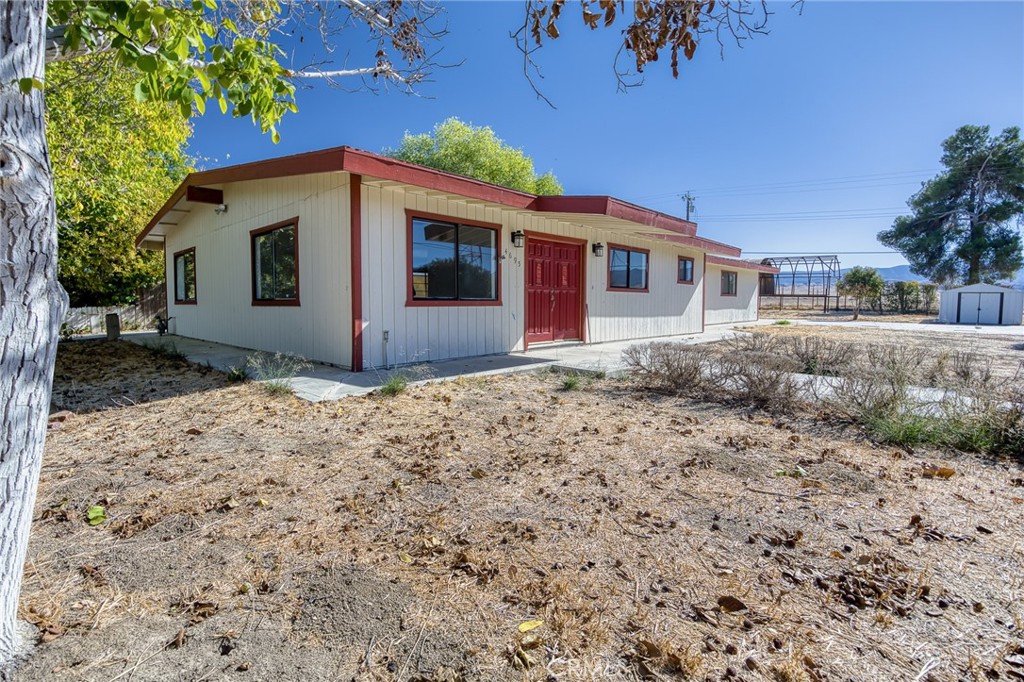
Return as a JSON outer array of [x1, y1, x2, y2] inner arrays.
[[608, 245, 649, 291], [409, 214, 499, 304], [721, 270, 738, 296], [251, 218, 299, 305], [173, 248, 197, 304], [677, 256, 694, 284]]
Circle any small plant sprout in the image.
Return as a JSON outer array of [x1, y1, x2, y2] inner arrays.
[[561, 372, 582, 391], [245, 352, 310, 396]]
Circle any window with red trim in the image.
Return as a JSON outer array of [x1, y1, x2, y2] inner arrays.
[[410, 216, 498, 301], [173, 248, 196, 304], [677, 256, 694, 284], [609, 246, 648, 290], [252, 221, 299, 304], [721, 270, 738, 296]]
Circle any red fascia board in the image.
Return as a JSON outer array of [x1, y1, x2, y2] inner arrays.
[[644, 233, 742, 257], [340, 148, 536, 209], [530, 195, 698, 237], [706, 255, 780, 274], [137, 145, 703, 247]]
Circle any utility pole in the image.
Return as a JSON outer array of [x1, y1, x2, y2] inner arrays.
[[683, 192, 695, 221]]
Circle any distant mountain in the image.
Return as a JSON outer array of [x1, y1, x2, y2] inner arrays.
[[842, 264, 918, 282]]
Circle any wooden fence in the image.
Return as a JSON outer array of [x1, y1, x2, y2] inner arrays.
[[64, 284, 167, 334]]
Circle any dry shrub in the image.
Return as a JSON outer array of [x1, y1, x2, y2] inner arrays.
[[723, 331, 779, 355], [864, 344, 927, 386], [783, 335, 856, 376], [623, 342, 719, 394], [951, 350, 994, 388], [719, 353, 803, 411]]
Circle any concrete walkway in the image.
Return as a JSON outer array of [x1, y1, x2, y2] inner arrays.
[[123, 317, 1023, 402], [125, 322, 767, 402]]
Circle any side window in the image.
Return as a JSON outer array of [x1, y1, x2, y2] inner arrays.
[[721, 270, 737, 296], [174, 248, 196, 304], [251, 220, 299, 305], [677, 256, 694, 284]]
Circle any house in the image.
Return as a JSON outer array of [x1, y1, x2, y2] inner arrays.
[[137, 146, 778, 370], [938, 283, 1024, 325]]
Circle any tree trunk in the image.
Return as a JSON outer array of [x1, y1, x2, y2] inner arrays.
[[0, 0, 68, 669]]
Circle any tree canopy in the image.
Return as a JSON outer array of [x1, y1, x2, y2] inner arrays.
[[47, 54, 193, 307], [878, 125, 1024, 285], [386, 118, 564, 195], [837, 266, 884, 320]]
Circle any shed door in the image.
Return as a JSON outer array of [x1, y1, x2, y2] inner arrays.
[[526, 238, 582, 344], [958, 292, 1003, 325]]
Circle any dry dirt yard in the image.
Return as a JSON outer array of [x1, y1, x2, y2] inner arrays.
[[14, 339, 1024, 682], [758, 310, 936, 324]]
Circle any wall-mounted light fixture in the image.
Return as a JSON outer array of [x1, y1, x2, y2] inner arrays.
[[592, 242, 605, 257], [510, 231, 525, 248], [214, 203, 228, 215]]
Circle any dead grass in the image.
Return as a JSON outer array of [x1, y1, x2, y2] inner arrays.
[[744, 324, 1024, 385], [16, 339, 1024, 681]]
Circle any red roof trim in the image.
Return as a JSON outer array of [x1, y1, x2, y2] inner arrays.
[[643, 233, 741, 257], [530, 196, 697, 237], [137, 146, 726, 251], [706, 255, 780, 274]]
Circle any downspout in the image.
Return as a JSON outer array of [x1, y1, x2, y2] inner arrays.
[[350, 174, 364, 372]]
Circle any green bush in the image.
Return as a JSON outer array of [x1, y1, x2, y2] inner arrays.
[[379, 373, 410, 397]]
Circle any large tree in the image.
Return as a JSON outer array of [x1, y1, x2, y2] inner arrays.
[[48, 54, 193, 306], [387, 117, 564, 194], [0, 0, 789, 669], [878, 125, 1024, 285]]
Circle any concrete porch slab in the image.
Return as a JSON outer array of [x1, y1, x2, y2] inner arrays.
[[124, 322, 770, 402]]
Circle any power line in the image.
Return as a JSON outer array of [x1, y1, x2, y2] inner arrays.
[[743, 251, 900, 255]]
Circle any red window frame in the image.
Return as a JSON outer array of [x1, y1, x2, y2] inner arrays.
[[677, 256, 695, 285], [173, 247, 197, 304], [721, 270, 738, 297], [250, 217, 301, 307], [405, 209, 502, 307], [607, 243, 650, 293]]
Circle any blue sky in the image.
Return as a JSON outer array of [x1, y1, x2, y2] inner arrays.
[[189, 1, 1024, 269]]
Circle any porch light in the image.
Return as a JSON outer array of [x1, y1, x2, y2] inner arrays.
[[511, 231, 525, 248], [592, 243, 605, 257]]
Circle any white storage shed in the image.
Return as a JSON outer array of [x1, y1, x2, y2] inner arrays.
[[938, 283, 1024, 325]]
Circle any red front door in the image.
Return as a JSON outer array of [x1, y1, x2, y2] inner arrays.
[[526, 238, 582, 344]]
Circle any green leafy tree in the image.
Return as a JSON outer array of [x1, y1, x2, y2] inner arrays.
[[838, 266, 884, 320], [878, 125, 1024, 285], [48, 55, 193, 306], [386, 118, 564, 195], [882, 281, 922, 315]]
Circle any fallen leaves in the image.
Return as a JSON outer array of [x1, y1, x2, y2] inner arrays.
[[517, 619, 543, 633], [85, 505, 106, 526], [716, 595, 748, 613], [922, 466, 956, 480]]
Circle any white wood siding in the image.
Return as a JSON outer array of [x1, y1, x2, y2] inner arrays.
[[704, 265, 759, 325], [164, 173, 351, 366], [360, 183, 706, 368]]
